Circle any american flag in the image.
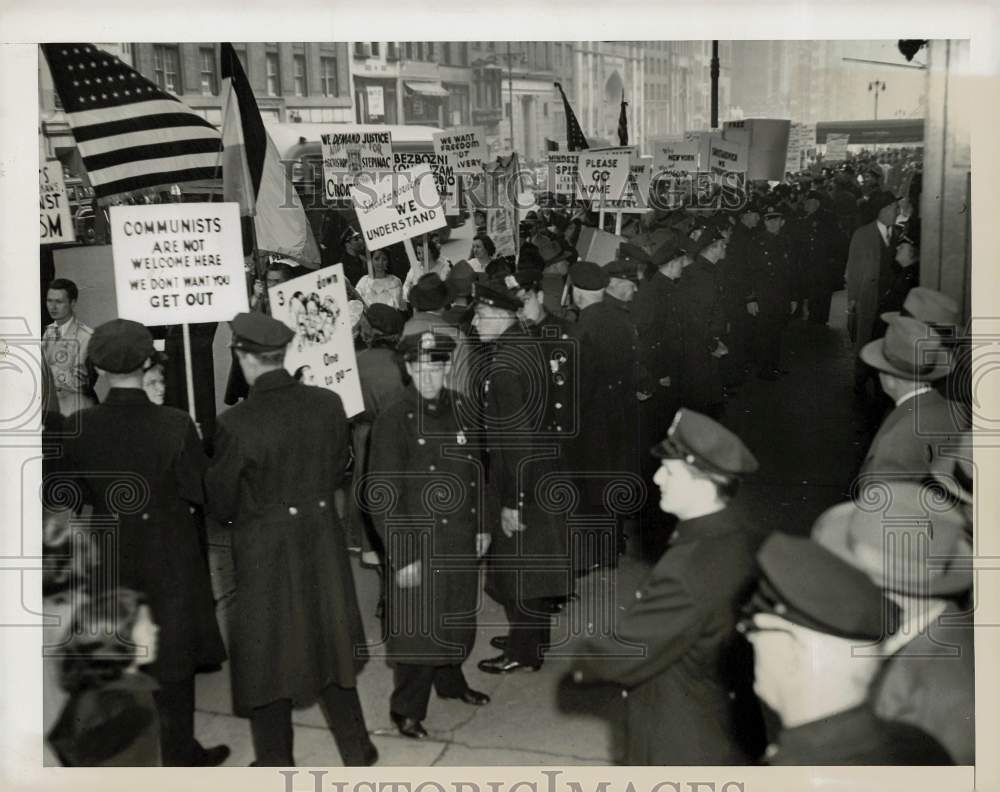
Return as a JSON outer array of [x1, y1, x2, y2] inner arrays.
[[41, 44, 222, 199], [554, 82, 589, 152]]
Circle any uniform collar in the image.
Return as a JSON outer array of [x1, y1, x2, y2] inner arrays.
[[672, 508, 741, 544], [773, 705, 879, 761], [251, 368, 297, 393], [104, 387, 152, 405]]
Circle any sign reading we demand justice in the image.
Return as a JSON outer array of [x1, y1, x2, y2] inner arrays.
[[350, 164, 447, 251], [109, 203, 249, 325]]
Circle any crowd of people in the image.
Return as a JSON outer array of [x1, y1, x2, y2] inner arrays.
[[40, 145, 974, 768]]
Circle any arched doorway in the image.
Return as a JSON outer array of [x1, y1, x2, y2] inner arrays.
[[603, 70, 625, 141]]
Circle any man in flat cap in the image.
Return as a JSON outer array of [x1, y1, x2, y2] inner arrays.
[[566, 260, 641, 566], [856, 315, 963, 481], [742, 532, 953, 764], [60, 319, 228, 766], [570, 409, 763, 765], [746, 204, 798, 381], [811, 481, 973, 763], [471, 281, 572, 674], [847, 189, 900, 402], [206, 312, 377, 767]]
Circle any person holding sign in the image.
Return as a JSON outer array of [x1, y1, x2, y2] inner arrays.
[[356, 249, 404, 309], [367, 331, 491, 740], [206, 313, 377, 768], [60, 320, 229, 767]]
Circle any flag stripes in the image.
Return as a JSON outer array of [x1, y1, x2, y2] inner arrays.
[[41, 44, 221, 199]]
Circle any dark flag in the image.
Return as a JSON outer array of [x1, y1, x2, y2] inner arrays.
[[40, 44, 221, 199], [545, 138, 559, 152], [618, 90, 629, 146], [554, 82, 589, 151], [220, 43, 320, 266]]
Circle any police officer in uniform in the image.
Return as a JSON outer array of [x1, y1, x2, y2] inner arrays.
[[793, 190, 844, 325], [746, 204, 798, 380], [471, 281, 572, 674], [742, 532, 953, 765], [570, 409, 762, 765], [566, 261, 642, 565], [206, 313, 377, 767], [61, 320, 229, 766], [367, 331, 491, 740], [722, 201, 762, 379]]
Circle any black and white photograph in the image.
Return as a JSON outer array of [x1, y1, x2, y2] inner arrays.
[[1, 2, 998, 789]]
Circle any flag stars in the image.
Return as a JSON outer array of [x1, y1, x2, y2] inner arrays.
[[101, 93, 108, 100], [90, 95, 97, 101], [124, 90, 131, 96]]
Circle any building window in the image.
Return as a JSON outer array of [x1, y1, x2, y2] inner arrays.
[[266, 53, 280, 96], [199, 47, 217, 96], [442, 42, 452, 65], [459, 43, 469, 66], [371, 42, 380, 57], [426, 42, 435, 62], [416, 42, 424, 61], [153, 45, 181, 94], [543, 102, 548, 117], [405, 42, 413, 60], [293, 54, 307, 96], [504, 101, 510, 119], [386, 42, 398, 61], [320, 56, 338, 97]]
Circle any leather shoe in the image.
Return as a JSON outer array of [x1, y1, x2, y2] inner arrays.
[[441, 688, 490, 706], [477, 654, 542, 674], [390, 712, 428, 739], [191, 744, 231, 767], [489, 635, 508, 651]]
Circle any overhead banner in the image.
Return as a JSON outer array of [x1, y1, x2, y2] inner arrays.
[[321, 128, 395, 203], [110, 203, 249, 325], [40, 161, 76, 245], [576, 150, 631, 203], [547, 152, 580, 196], [825, 133, 850, 162], [350, 164, 447, 251], [269, 263, 363, 419], [393, 152, 459, 217], [433, 126, 487, 172]]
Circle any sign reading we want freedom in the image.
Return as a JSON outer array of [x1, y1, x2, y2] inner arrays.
[[109, 203, 249, 325], [350, 164, 447, 250]]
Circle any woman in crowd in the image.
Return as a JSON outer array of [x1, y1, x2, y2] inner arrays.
[[48, 588, 163, 766], [468, 234, 496, 274], [356, 249, 404, 309], [141, 351, 168, 405], [402, 236, 451, 309]]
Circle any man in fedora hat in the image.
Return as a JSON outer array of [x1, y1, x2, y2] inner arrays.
[[847, 189, 900, 400], [570, 409, 763, 765], [206, 313, 377, 767], [856, 315, 963, 480], [810, 481, 973, 764], [741, 532, 953, 765]]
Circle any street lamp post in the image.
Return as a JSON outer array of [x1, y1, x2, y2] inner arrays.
[[868, 80, 886, 120], [710, 40, 719, 129]]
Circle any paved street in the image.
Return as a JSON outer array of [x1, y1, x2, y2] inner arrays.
[[196, 288, 865, 766]]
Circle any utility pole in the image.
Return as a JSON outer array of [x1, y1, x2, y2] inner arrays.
[[710, 40, 720, 129], [868, 79, 886, 120], [506, 41, 516, 154]]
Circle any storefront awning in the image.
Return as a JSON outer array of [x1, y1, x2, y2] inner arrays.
[[405, 81, 450, 98]]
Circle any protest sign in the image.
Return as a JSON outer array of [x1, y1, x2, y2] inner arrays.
[[393, 152, 459, 216], [109, 203, 248, 325], [576, 150, 631, 203], [269, 263, 363, 419], [433, 126, 487, 172], [484, 152, 520, 257], [321, 128, 395, 203], [40, 161, 75, 244], [785, 125, 804, 175], [707, 137, 749, 174], [603, 155, 653, 213], [650, 138, 702, 174], [825, 133, 850, 162], [350, 164, 447, 251], [547, 152, 580, 196]]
